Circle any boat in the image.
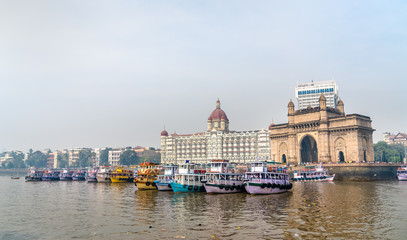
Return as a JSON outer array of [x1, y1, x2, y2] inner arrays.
[[170, 162, 206, 193], [72, 169, 86, 181], [292, 164, 335, 182], [243, 162, 292, 195], [201, 160, 245, 194], [96, 166, 113, 183], [134, 162, 160, 190], [85, 168, 98, 182], [42, 169, 60, 181], [59, 169, 74, 181], [397, 166, 407, 181], [155, 165, 178, 191], [25, 169, 43, 181], [11, 177, 20, 179], [111, 167, 134, 183]]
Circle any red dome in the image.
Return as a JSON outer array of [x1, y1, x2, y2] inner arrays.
[[161, 129, 168, 136], [208, 99, 228, 121]]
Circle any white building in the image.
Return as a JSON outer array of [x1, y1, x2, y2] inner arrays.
[[108, 148, 125, 166], [160, 100, 271, 164], [295, 80, 339, 110]]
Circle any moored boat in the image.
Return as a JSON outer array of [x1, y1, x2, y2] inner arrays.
[[25, 169, 43, 181], [111, 167, 134, 183], [202, 160, 245, 194], [155, 165, 178, 191], [59, 169, 74, 181], [42, 169, 60, 181], [85, 168, 98, 182], [170, 162, 206, 193], [96, 166, 113, 183], [72, 169, 86, 181], [292, 164, 335, 182], [397, 166, 407, 181], [134, 162, 160, 190], [244, 162, 292, 195]]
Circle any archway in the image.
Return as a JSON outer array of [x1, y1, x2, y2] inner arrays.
[[300, 135, 318, 163], [339, 151, 345, 163], [363, 150, 367, 162], [282, 154, 287, 164]]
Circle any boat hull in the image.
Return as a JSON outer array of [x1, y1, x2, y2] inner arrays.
[[292, 174, 335, 182], [85, 177, 97, 182], [398, 175, 407, 181], [204, 183, 244, 194], [170, 182, 205, 193], [244, 182, 290, 195], [25, 177, 42, 181], [135, 181, 157, 190], [156, 182, 173, 191], [111, 177, 134, 183], [96, 176, 111, 182]]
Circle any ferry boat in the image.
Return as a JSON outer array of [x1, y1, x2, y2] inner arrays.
[[397, 166, 407, 181], [25, 169, 43, 181], [243, 162, 292, 195], [111, 167, 134, 183], [96, 166, 113, 183], [42, 169, 60, 181], [134, 162, 160, 190], [59, 169, 74, 181], [201, 160, 245, 194], [154, 165, 178, 191], [72, 169, 86, 181], [85, 168, 98, 182], [170, 162, 206, 193], [292, 165, 335, 182]]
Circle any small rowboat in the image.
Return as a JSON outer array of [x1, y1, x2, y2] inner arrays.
[[11, 177, 20, 179]]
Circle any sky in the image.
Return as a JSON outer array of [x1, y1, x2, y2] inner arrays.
[[1, 0, 406, 152]]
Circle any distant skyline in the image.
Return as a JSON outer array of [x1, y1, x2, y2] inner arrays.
[[1, 1, 406, 152]]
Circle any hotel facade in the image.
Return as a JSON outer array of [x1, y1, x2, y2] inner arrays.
[[160, 100, 271, 164]]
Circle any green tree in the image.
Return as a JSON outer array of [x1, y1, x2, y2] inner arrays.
[[140, 150, 161, 164], [26, 151, 47, 168], [119, 150, 140, 166], [57, 154, 68, 168], [374, 141, 405, 162], [78, 149, 92, 167], [9, 151, 26, 168], [100, 148, 111, 166]]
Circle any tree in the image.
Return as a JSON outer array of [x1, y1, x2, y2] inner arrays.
[[58, 154, 68, 168], [374, 141, 405, 162], [26, 151, 47, 168], [100, 148, 111, 166], [78, 149, 92, 167], [140, 150, 161, 164], [9, 151, 26, 168], [119, 150, 140, 166]]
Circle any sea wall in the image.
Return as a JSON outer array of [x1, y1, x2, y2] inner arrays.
[[289, 163, 403, 181]]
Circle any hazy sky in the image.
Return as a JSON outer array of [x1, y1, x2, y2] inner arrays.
[[1, 1, 406, 152]]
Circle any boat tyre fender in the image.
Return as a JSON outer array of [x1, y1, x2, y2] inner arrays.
[[146, 182, 150, 186], [225, 186, 230, 191], [188, 185, 193, 191], [199, 186, 205, 192], [194, 186, 199, 191], [168, 184, 172, 188], [288, 183, 293, 189], [183, 184, 187, 188], [219, 185, 224, 189], [261, 183, 266, 189], [272, 183, 276, 188], [267, 183, 272, 188], [230, 186, 235, 191], [152, 182, 156, 187]]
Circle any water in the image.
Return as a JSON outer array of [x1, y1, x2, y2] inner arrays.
[[1, 174, 407, 240]]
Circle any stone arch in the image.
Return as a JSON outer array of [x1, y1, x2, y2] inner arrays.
[[300, 135, 318, 163], [279, 142, 288, 164], [335, 137, 346, 163], [362, 137, 368, 162]]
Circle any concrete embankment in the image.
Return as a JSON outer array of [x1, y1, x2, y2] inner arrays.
[[289, 163, 403, 181]]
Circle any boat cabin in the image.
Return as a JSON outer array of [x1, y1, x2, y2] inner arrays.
[[164, 165, 178, 175], [209, 160, 231, 173], [250, 162, 268, 173]]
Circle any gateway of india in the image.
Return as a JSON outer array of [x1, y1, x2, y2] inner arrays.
[[161, 81, 375, 165]]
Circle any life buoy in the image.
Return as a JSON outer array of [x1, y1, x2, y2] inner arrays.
[[188, 185, 193, 190], [145, 182, 150, 186], [222, 169, 226, 173], [194, 186, 198, 191], [261, 184, 266, 189]]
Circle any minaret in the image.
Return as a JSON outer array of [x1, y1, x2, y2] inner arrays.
[[319, 94, 327, 121], [337, 98, 345, 115], [288, 99, 295, 124]]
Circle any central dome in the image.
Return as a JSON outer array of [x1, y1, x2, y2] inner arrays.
[[208, 99, 228, 121]]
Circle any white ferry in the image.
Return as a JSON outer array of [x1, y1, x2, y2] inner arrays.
[[397, 166, 407, 181], [96, 166, 113, 183], [244, 162, 292, 195], [292, 165, 335, 182], [201, 160, 245, 194], [170, 162, 206, 193], [155, 165, 178, 191]]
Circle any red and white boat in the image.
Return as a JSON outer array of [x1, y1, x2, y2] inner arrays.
[[397, 166, 407, 181], [202, 160, 245, 194]]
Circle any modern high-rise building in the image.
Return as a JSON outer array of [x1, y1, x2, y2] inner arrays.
[[295, 80, 339, 109]]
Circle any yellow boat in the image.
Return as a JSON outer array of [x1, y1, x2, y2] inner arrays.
[[110, 167, 134, 183], [134, 162, 160, 190]]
